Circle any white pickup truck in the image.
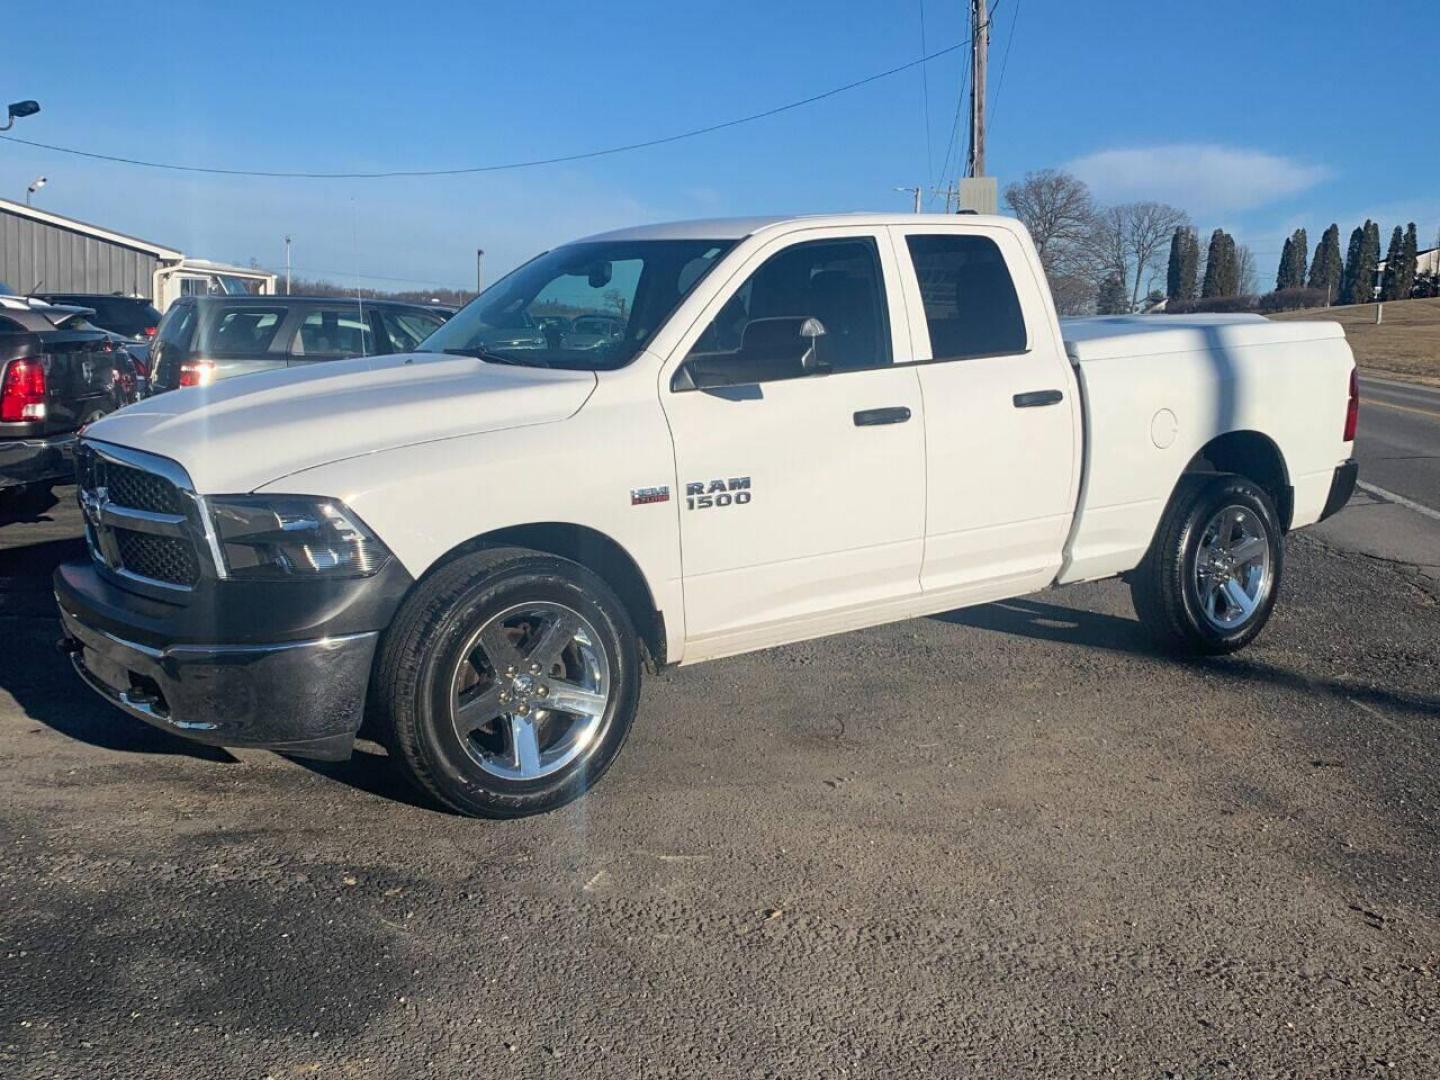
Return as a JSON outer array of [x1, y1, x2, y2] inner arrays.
[[56, 213, 1359, 817]]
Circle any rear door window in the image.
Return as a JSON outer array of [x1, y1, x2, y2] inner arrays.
[[199, 306, 288, 357], [905, 234, 1027, 360], [291, 307, 376, 359]]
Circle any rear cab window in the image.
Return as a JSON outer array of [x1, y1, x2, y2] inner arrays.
[[903, 233, 1028, 361]]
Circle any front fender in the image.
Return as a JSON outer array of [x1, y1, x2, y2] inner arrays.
[[254, 381, 685, 658]]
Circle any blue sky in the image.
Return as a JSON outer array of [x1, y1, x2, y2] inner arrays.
[[3, 0, 1437, 291]]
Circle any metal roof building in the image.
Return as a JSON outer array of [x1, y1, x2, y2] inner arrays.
[[0, 197, 179, 298], [0, 198, 274, 308]]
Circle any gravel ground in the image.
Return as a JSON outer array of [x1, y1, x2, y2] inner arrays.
[[1, 490, 1437, 1078]]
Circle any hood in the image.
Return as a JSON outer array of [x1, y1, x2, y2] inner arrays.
[[84, 352, 597, 493]]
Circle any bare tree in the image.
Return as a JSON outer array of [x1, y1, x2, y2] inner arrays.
[[1004, 169, 1107, 314], [1118, 202, 1190, 310], [1003, 169, 1096, 268], [1234, 243, 1257, 296]]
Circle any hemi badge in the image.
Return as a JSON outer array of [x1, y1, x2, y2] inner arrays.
[[630, 485, 670, 506]]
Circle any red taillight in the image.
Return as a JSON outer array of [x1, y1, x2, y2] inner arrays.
[[143, 326, 157, 338], [178, 360, 216, 388], [1343, 368, 1358, 442], [131, 353, 150, 377], [0, 358, 47, 422]]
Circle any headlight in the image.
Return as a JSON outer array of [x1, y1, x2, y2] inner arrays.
[[203, 495, 391, 580]]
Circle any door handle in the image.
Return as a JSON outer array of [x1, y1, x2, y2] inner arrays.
[[1013, 389, 1064, 408], [853, 406, 912, 426]]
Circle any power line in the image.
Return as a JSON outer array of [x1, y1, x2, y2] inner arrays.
[[990, 0, 1022, 128], [933, 29, 973, 205], [918, 0, 934, 182], [0, 40, 970, 181]]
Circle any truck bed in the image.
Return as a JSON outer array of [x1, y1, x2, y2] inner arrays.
[[1056, 314, 1355, 586], [1061, 313, 1346, 362]]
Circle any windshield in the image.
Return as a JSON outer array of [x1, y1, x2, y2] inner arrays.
[[419, 238, 734, 370]]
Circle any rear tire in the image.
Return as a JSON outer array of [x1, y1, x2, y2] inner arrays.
[[372, 547, 641, 818], [1131, 474, 1283, 655]]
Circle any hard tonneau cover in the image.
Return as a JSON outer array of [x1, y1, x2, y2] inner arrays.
[[1061, 314, 1346, 363]]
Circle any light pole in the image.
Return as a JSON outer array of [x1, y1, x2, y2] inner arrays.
[[284, 235, 292, 295], [476, 248, 485, 293], [25, 176, 46, 206], [893, 186, 923, 213], [0, 99, 40, 132]]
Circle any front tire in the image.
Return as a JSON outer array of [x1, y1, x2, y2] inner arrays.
[[373, 547, 641, 818], [1131, 474, 1283, 655]]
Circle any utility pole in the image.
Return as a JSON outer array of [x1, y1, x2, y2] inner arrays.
[[967, 0, 988, 180], [932, 181, 959, 214], [283, 235, 292, 295], [476, 248, 485, 294]]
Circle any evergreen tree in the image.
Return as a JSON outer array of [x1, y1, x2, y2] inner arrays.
[[1401, 222, 1419, 298], [1276, 228, 1309, 291], [1361, 220, 1382, 299], [1340, 225, 1365, 304], [1167, 228, 1186, 301], [1165, 227, 1199, 301], [1222, 233, 1241, 295], [1308, 223, 1343, 300], [1179, 228, 1199, 300], [1096, 275, 1128, 314], [1276, 237, 1295, 291], [1381, 225, 1405, 300], [1201, 229, 1232, 298]]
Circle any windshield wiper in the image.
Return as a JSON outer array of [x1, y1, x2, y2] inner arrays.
[[440, 346, 550, 367]]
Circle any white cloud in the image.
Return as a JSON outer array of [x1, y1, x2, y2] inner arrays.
[[1064, 144, 1331, 216]]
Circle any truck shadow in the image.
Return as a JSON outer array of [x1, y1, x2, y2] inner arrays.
[[936, 597, 1440, 722], [0, 533, 236, 763], [288, 746, 449, 814], [0, 485, 61, 525], [1, 532, 441, 802]]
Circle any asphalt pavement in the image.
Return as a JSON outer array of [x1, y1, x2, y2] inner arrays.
[[1, 396, 1437, 1078], [1355, 376, 1440, 508], [1312, 376, 1440, 583]]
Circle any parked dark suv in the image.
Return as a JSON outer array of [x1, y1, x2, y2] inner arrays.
[[30, 293, 163, 341], [149, 296, 454, 393]]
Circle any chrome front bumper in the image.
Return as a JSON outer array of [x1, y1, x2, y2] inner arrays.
[[0, 432, 75, 489], [58, 604, 378, 761]]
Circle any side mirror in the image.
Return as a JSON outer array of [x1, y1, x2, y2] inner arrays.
[[798, 316, 828, 373], [738, 315, 830, 375]]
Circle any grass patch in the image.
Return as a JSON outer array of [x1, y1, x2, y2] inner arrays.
[[1269, 296, 1440, 383]]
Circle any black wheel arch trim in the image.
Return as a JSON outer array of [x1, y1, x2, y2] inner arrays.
[[415, 522, 668, 669]]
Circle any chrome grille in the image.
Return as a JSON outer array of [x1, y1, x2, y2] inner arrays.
[[113, 529, 200, 587], [77, 441, 203, 591], [104, 462, 186, 515]]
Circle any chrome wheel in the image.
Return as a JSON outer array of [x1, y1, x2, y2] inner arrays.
[[449, 601, 611, 781], [1193, 505, 1272, 631]]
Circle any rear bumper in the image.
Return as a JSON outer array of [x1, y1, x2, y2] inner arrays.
[[57, 603, 378, 761], [0, 432, 76, 489], [1318, 459, 1359, 523]]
